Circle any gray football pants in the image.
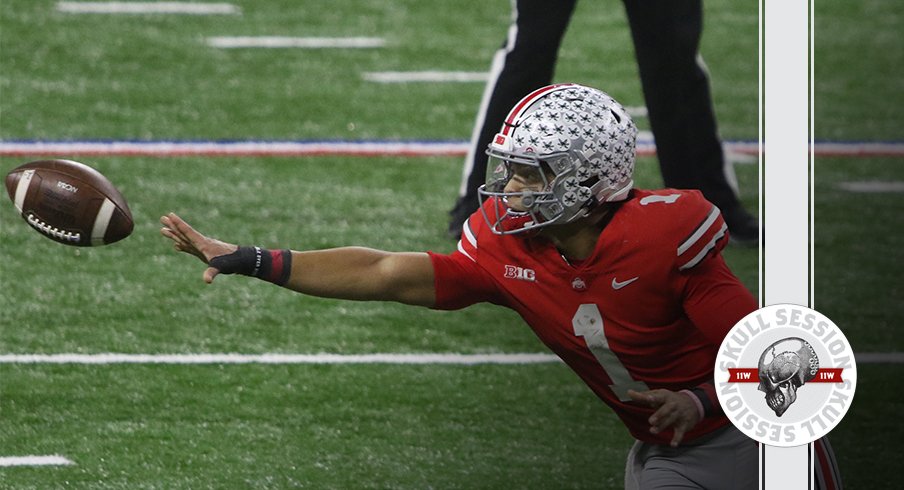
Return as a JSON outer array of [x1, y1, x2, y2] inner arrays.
[[624, 425, 757, 490]]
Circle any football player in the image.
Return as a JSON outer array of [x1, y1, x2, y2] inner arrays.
[[161, 84, 838, 489]]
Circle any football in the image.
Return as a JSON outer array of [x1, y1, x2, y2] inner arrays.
[[4, 159, 134, 246]]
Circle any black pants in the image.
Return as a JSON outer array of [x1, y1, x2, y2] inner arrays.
[[453, 0, 744, 226]]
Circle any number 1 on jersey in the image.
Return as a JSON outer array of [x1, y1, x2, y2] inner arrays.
[[572, 303, 649, 401]]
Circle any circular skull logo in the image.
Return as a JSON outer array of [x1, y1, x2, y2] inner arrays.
[[715, 304, 856, 447], [757, 337, 819, 417]]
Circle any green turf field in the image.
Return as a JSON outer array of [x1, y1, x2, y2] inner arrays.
[[1, 0, 902, 488]]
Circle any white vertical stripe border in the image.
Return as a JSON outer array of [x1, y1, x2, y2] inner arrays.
[[761, 0, 814, 488]]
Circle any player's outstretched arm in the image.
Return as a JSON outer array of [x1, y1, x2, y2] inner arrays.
[[160, 213, 436, 307]]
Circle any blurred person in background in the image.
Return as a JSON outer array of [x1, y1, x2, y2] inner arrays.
[[447, 0, 759, 246]]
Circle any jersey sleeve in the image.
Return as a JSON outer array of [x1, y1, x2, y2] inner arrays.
[[681, 253, 758, 346], [673, 191, 730, 272], [428, 213, 505, 310], [680, 253, 757, 417], [671, 191, 756, 344]]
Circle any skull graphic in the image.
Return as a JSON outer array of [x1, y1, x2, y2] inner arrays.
[[757, 337, 819, 417]]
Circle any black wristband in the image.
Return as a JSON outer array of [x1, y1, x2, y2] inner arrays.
[[689, 386, 718, 418], [209, 246, 262, 276], [209, 246, 292, 286]]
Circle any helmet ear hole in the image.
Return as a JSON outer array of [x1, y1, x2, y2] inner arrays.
[[545, 155, 571, 175]]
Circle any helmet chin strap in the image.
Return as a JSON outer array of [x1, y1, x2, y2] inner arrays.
[[578, 203, 615, 228]]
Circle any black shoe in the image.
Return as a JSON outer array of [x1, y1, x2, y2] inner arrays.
[[722, 205, 760, 247]]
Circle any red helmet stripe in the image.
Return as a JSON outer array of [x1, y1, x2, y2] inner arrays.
[[500, 83, 576, 136]]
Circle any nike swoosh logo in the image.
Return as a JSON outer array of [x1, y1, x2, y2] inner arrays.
[[611, 276, 639, 290]]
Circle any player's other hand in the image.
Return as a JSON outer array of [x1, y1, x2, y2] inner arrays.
[[627, 389, 703, 447], [160, 213, 238, 283]]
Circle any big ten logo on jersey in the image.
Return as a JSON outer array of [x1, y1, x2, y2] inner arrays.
[[504, 265, 536, 282], [715, 304, 857, 447]]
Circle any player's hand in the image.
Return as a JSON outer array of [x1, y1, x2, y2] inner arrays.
[[160, 213, 238, 283], [627, 389, 702, 447]]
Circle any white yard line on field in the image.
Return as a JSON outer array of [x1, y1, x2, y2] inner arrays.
[[363, 71, 489, 83], [0, 455, 74, 467], [837, 181, 904, 193], [0, 140, 472, 158], [56, 1, 239, 14], [856, 352, 904, 363], [207, 37, 385, 49], [0, 352, 563, 365], [1, 352, 901, 365]]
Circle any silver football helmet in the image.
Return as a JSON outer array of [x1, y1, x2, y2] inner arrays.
[[478, 83, 637, 234]]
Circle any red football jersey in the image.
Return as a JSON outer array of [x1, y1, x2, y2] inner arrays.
[[428, 189, 757, 444]]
